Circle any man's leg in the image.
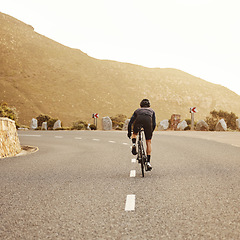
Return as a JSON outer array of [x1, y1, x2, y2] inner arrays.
[[143, 119, 152, 162], [146, 139, 152, 155], [145, 139, 152, 171]]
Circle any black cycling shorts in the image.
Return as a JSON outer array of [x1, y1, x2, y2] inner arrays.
[[133, 115, 153, 140]]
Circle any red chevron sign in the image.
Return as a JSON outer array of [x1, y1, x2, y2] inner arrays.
[[190, 107, 197, 113]]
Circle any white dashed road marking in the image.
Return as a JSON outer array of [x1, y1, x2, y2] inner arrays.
[[125, 195, 136, 211], [20, 133, 137, 211], [18, 134, 41, 137], [130, 170, 136, 177]]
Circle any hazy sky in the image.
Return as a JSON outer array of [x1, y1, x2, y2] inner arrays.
[[1, 0, 240, 95]]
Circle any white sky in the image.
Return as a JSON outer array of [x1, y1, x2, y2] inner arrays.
[[1, 0, 240, 95]]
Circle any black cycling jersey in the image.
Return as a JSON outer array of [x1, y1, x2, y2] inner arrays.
[[128, 107, 156, 140]]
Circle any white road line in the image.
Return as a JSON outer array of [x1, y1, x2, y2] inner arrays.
[[122, 143, 128, 145], [231, 144, 240, 148], [108, 140, 116, 143], [92, 139, 100, 141], [75, 137, 82, 140], [55, 136, 63, 138], [130, 170, 136, 177], [131, 158, 136, 163], [18, 134, 41, 137], [125, 195, 135, 211]]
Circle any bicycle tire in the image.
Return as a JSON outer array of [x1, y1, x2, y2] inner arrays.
[[141, 157, 145, 177], [140, 141, 145, 177]]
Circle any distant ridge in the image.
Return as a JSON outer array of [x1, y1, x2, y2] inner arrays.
[[0, 12, 240, 126]]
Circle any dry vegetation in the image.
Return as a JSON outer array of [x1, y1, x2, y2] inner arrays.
[[1, 12, 240, 127]]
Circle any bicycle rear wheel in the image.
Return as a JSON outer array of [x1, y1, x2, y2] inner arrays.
[[140, 142, 145, 177]]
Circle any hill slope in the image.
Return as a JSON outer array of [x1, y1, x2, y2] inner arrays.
[[1, 12, 240, 126]]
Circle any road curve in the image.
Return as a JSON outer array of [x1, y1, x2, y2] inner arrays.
[[1, 130, 240, 239]]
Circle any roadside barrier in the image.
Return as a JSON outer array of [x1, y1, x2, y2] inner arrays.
[[0, 117, 21, 158]]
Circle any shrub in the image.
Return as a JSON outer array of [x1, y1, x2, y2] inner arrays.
[[72, 120, 88, 130], [185, 119, 191, 126], [55, 127, 70, 131], [89, 124, 97, 130], [35, 114, 60, 130], [205, 110, 238, 131], [110, 114, 127, 130], [0, 102, 18, 122], [184, 119, 196, 130], [47, 118, 58, 130], [36, 114, 51, 127]]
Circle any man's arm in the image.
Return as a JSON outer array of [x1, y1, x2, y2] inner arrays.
[[127, 112, 137, 138]]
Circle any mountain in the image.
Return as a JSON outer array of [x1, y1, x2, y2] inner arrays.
[[1, 12, 240, 127]]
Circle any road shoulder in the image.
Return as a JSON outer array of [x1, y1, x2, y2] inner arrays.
[[156, 131, 240, 148]]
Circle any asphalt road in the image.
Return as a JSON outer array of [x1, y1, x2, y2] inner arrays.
[[1, 130, 240, 239]]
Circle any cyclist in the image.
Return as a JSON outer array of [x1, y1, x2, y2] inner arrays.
[[127, 99, 156, 171]]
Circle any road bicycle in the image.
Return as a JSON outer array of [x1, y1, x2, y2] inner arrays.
[[136, 128, 148, 177]]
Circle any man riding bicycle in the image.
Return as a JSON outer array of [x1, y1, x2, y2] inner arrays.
[[127, 99, 156, 171]]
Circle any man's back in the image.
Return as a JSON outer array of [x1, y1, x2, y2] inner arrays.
[[133, 107, 155, 118]]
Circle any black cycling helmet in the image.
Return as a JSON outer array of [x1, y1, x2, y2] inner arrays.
[[140, 99, 150, 107]]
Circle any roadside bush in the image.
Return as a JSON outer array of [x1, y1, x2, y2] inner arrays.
[[54, 127, 70, 131], [89, 124, 97, 130], [72, 120, 88, 130], [110, 114, 127, 130], [18, 125, 29, 130], [36, 114, 51, 127], [47, 118, 58, 130], [115, 126, 123, 130], [205, 110, 238, 131], [0, 102, 18, 122], [185, 119, 191, 126], [184, 119, 196, 130], [36, 114, 59, 130]]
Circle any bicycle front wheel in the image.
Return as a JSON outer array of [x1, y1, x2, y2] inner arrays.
[[141, 158, 144, 177]]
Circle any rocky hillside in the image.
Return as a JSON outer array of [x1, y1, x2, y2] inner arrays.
[[1, 12, 240, 126]]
